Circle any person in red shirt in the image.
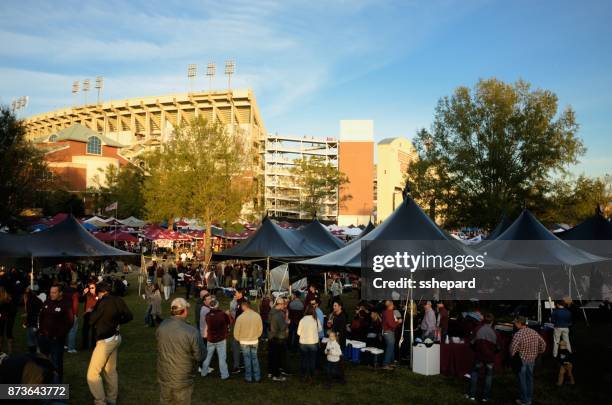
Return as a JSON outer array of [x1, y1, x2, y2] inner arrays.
[[38, 284, 73, 381], [200, 298, 231, 379], [64, 281, 80, 353], [381, 300, 402, 369], [82, 281, 98, 350]]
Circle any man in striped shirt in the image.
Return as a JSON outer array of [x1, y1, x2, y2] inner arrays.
[[510, 316, 546, 405]]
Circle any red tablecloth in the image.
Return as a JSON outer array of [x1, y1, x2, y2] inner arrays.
[[440, 329, 552, 378]]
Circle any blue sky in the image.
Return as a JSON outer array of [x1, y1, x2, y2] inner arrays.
[[0, 0, 610, 176]]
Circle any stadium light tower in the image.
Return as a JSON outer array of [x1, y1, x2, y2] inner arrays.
[[95, 76, 104, 104], [188, 64, 197, 93], [224, 60, 235, 90], [72, 81, 80, 106], [206, 62, 216, 92], [11, 96, 29, 117], [83, 79, 91, 105]]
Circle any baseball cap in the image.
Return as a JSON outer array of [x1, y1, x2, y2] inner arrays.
[[171, 298, 190, 312], [514, 315, 527, 325]]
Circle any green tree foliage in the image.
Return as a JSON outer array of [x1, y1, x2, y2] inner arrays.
[[407, 78, 585, 229], [290, 156, 350, 219], [89, 164, 145, 218], [0, 106, 49, 227], [40, 190, 85, 217], [143, 118, 254, 260], [534, 175, 611, 225]]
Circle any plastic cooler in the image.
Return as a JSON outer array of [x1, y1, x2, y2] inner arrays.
[[361, 347, 384, 367], [351, 341, 366, 363], [344, 340, 353, 360], [412, 343, 440, 375]]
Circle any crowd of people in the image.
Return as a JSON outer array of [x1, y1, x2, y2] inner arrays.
[[0, 264, 132, 405], [0, 259, 590, 405]]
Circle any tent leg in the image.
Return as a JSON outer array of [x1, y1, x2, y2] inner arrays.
[[30, 255, 34, 290], [410, 297, 414, 370], [324, 272, 328, 295], [266, 257, 270, 295]]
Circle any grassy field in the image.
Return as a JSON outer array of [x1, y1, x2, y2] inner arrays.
[[11, 272, 611, 405]]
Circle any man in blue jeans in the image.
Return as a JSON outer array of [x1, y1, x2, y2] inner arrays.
[[381, 300, 402, 369], [467, 313, 497, 402], [38, 285, 73, 382], [233, 301, 263, 382], [201, 299, 230, 379], [511, 316, 546, 405]]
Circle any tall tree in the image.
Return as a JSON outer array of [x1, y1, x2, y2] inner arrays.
[[89, 163, 145, 218], [143, 117, 254, 260], [535, 175, 611, 225], [407, 78, 585, 229], [290, 156, 350, 219], [0, 106, 49, 227], [40, 190, 86, 217]]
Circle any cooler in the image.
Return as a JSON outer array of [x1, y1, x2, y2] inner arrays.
[[351, 341, 366, 363], [344, 340, 353, 360], [412, 343, 440, 376]]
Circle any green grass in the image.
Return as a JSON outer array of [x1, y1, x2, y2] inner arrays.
[[11, 272, 611, 404]]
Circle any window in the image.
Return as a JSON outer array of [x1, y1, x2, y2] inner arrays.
[[87, 136, 101, 155], [48, 134, 58, 142]]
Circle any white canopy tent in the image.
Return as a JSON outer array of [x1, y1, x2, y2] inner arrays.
[[270, 264, 308, 292], [119, 216, 146, 228]]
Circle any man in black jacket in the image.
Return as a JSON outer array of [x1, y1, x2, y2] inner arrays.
[[86, 282, 133, 405]]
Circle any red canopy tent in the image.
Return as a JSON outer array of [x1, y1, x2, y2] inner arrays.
[[94, 230, 139, 243]]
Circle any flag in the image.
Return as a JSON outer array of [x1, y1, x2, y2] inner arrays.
[[105, 201, 118, 212]]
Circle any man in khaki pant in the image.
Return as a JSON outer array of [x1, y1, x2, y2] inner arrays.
[[87, 282, 133, 405]]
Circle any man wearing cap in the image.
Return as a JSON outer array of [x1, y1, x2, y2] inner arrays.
[[87, 282, 133, 405], [511, 316, 546, 405], [200, 298, 230, 379], [157, 298, 202, 404], [233, 301, 263, 383]]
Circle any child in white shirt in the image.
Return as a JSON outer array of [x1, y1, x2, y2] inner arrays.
[[324, 331, 345, 387]]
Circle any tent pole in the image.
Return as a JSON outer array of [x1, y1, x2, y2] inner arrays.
[[537, 292, 542, 324], [324, 272, 328, 295], [568, 265, 572, 300], [570, 267, 589, 326], [266, 257, 270, 294], [30, 255, 34, 290], [138, 254, 144, 297], [410, 286, 414, 370]]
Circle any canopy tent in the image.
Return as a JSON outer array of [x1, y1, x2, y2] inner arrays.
[[101, 217, 122, 227], [118, 216, 146, 228], [269, 264, 308, 291], [475, 209, 611, 308], [290, 197, 456, 277], [483, 213, 513, 241], [81, 222, 98, 232], [213, 217, 343, 261], [289, 196, 525, 281], [0, 215, 138, 262], [557, 211, 612, 258], [478, 210, 606, 266], [346, 220, 376, 245], [298, 219, 345, 251], [84, 216, 109, 228], [94, 230, 139, 243]]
